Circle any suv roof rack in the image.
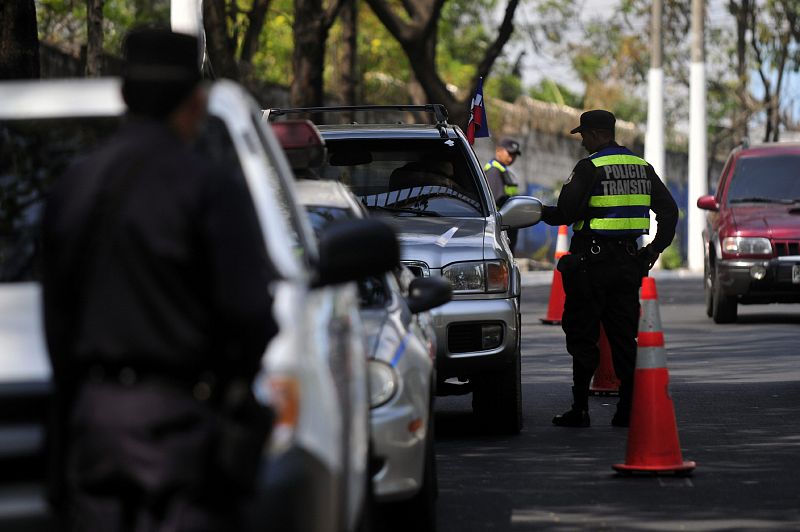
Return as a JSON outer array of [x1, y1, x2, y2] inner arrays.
[[265, 104, 450, 127]]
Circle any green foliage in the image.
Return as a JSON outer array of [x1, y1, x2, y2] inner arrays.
[[529, 79, 582, 108], [36, 0, 170, 54], [484, 61, 522, 103], [659, 238, 683, 270], [252, 0, 293, 85]]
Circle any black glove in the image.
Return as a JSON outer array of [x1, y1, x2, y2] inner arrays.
[[637, 246, 659, 271]]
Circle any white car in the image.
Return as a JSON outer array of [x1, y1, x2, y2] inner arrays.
[[0, 78, 393, 532], [293, 177, 451, 531]]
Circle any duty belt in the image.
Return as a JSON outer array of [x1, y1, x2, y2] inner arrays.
[[574, 235, 639, 257], [85, 363, 220, 402]]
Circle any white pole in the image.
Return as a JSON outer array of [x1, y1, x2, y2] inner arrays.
[[170, 0, 202, 36], [688, 0, 707, 272], [643, 0, 664, 266]]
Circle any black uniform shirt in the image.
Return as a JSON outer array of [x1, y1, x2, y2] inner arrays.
[[43, 117, 277, 383], [541, 141, 679, 253]]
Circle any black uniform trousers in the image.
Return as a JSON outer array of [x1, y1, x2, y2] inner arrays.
[[62, 381, 241, 532], [558, 238, 643, 411]]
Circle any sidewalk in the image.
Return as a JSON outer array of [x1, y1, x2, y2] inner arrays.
[[520, 267, 702, 287]]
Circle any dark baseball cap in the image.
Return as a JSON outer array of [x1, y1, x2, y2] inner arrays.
[[499, 137, 521, 155], [122, 28, 201, 83], [570, 110, 616, 134]]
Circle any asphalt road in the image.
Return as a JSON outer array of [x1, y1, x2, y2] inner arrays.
[[434, 276, 800, 532]]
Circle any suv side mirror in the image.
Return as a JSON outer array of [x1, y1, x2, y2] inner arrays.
[[314, 219, 399, 288], [697, 195, 719, 212], [499, 196, 543, 230], [406, 276, 452, 314]]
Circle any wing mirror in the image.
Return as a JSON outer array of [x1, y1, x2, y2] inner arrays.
[[406, 276, 452, 314], [499, 196, 543, 230], [697, 195, 719, 212], [314, 218, 399, 288]]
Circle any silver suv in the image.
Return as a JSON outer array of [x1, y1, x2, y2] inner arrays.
[[266, 105, 542, 433]]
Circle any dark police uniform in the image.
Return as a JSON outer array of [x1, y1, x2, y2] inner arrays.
[[542, 112, 678, 428], [42, 29, 276, 531], [485, 137, 522, 251]]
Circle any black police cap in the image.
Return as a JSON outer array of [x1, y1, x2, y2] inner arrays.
[[122, 28, 201, 83], [499, 137, 521, 155], [570, 110, 616, 134]]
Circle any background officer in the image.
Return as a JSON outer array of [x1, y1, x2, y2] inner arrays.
[[42, 28, 276, 530], [540, 109, 678, 428], [484, 137, 522, 252]]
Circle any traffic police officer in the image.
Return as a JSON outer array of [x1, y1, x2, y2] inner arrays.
[[43, 28, 276, 530], [541, 110, 678, 428], [485, 137, 522, 251]]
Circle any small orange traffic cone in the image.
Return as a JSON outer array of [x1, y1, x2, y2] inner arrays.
[[540, 225, 569, 325], [613, 277, 696, 475], [590, 325, 620, 396]]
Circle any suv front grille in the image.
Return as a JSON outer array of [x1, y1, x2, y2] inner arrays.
[[448, 323, 482, 353], [774, 240, 800, 257], [448, 323, 504, 353]]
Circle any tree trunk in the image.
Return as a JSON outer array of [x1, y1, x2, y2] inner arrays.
[[203, 0, 240, 80], [730, 0, 750, 141], [291, 15, 326, 109], [290, 0, 344, 113], [86, 0, 104, 77], [0, 0, 40, 79], [338, 0, 358, 118]]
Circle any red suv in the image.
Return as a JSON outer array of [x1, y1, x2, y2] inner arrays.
[[697, 142, 800, 323]]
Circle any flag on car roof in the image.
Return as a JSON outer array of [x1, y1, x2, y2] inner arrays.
[[466, 77, 490, 145]]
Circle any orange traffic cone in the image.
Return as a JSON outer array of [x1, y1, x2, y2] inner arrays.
[[613, 277, 696, 475], [540, 225, 569, 325], [590, 325, 620, 396]]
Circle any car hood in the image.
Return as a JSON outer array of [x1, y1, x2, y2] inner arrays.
[[730, 205, 800, 239], [379, 217, 488, 268]]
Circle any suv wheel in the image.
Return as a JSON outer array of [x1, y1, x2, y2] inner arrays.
[[471, 316, 523, 434], [711, 267, 737, 323], [704, 259, 713, 317]]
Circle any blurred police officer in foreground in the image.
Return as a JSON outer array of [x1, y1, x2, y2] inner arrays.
[[484, 137, 522, 252], [540, 110, 678, 428], [43, 28, 276, 531]]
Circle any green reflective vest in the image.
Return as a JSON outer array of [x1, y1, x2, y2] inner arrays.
[[573, 147, 652, 237], [484, 160, 519, 197]]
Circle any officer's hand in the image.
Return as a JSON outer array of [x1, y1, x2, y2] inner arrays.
[[637, 246, 659, 271]]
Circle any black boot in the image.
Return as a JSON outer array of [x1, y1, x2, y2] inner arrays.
[[611, 407, 629, 427], [552, 387, 590, 427], [612, 382, 632, 427]]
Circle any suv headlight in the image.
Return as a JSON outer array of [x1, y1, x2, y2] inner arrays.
[[368, 360, 398, 408], [722, 237, 772, 256], [442, 260, 509, 294]]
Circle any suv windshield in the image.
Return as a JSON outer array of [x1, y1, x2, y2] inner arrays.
[[0, 117, 120, 282], [727, 154, 800, 204], [317, 138, 486, 217]]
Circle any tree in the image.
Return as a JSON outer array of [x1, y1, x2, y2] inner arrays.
[[203, 0, 275, 83], [0, 0, 40, 79], [290, 0, 346, 108], [748, 0, 799, 141], [364, 0, 520, 128], [86, 0, 104, 76]]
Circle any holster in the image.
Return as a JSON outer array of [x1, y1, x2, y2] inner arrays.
[[214, 380, 274, 494]]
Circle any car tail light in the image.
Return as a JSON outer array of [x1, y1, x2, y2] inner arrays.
[[271, 119, 326, 171]]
